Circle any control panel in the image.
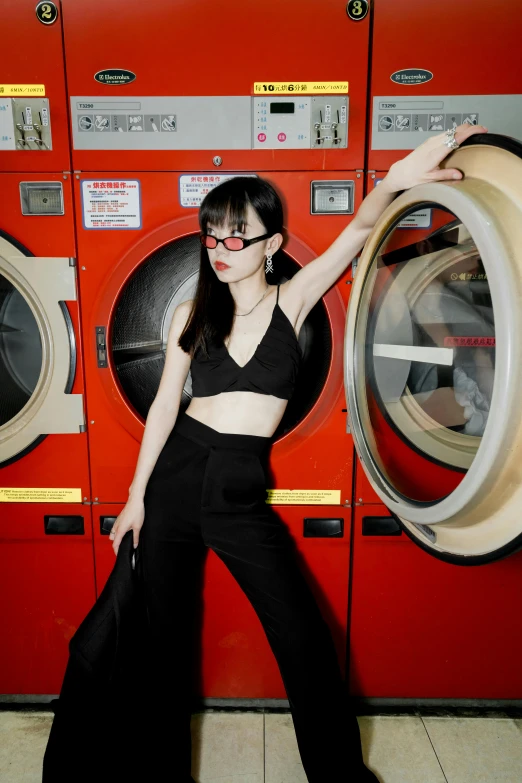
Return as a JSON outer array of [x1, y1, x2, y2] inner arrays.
[[311, 96, 348, 149], [253, 95, 348, 149], [0, 98, 52, 150], [70, 95, 349, 151], [371, 93, 522, 150]]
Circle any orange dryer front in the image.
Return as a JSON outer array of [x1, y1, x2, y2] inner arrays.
[[60, 0, 371, 702]]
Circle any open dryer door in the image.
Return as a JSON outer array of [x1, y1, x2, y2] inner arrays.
[[345, 134, 522, 564], [0, 234, 85, 465]]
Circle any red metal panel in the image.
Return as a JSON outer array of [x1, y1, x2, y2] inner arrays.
[[93, 504, 352, 697], [61, 0, 370, 171], [0, 504, 95, 695], [0, 0, 71, 173], [76, 171, 361, 502], [349, 505, 522, 698], [368, 0, 522, 170]]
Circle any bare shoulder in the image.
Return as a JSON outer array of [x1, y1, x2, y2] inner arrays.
[[169, 298, 194, 335], [176, 298, 194, 318]]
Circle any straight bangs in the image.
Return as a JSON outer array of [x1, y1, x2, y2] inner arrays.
[[199, 181, 252, 235]]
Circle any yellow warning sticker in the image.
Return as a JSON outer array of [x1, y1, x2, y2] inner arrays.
[[253, 81, 348, 95], [266, 489, 341, 505], [0, 85, 46, 96], [0, 487, 82, 503]]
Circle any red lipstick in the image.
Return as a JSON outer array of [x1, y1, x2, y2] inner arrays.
[[215, 261, 230, 271]]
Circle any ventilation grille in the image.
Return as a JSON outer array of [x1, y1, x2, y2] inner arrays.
[[20, 182, 64, 215]]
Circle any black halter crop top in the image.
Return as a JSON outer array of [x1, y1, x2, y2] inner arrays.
[[190, 285, 302, 400]]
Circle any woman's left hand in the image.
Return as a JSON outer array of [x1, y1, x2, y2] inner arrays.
[[385, 123, 488, 192]]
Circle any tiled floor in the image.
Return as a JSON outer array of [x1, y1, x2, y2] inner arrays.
[[1, 709, 521, 782]]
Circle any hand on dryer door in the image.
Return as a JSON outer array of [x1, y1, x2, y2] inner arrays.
[[385, 123, 488, 191]]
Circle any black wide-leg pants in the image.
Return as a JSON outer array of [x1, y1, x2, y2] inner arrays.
[[139, 412, 377, 782]]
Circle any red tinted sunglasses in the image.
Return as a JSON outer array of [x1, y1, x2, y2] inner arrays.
[[200, 232, 270, 251]]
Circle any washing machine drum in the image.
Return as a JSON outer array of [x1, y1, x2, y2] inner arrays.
[[0, 271, 43, 426], [345, 134, 522, 564], [112, 235, 331, 439]]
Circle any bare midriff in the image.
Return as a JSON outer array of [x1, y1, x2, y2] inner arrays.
[[185, 392, 288, 437]]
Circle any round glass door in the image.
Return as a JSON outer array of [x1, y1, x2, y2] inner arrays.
[[364, 209, 494, 503], [0, 233, 82, 466], [345, 134, 522, 563]]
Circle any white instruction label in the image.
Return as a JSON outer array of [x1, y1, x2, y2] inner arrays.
[[265, 489, 341, 505], [396, 208, 431, 228], [0, 487, 82, 503], [374, 178, 431, 228], [179, 173, 256, 208], [81, 180, 141, 229]]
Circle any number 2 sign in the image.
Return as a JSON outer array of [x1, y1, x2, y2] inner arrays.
[[36, 2, 58, 25]]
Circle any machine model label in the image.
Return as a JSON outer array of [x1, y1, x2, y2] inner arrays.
[[94, 69, 137, 86], [390, 69, 434, 86], [81, 180, 141, 229], [36, 2, 58, 25], [372, 94, 522, 150], [374, 178, 431, 228], [253, 82, 349, 95], [0, 84, 45, 96], [179, 173, 256, 208], [265, 489, 342, 505], [0, 487, 82, 502]]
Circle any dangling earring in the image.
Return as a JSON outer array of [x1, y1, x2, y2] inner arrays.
[[265, 253, 274, 274]]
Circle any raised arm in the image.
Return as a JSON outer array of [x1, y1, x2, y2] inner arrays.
[[286, 123, 488, 319]]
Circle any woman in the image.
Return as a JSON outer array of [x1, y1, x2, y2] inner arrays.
[[109, 123, 486, 782]]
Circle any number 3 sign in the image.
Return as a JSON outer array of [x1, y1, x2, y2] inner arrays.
[[346, 0, 369, 21]]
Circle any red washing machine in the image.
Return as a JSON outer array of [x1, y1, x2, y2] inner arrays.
[[0, 0, 94, 698], [60, 0, 371, 701], [347, 0, 522, 703]]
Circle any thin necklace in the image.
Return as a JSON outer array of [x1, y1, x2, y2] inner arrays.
[[234, 283, 270, 317]]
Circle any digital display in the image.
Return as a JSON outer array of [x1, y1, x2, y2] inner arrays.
[[270, 102, 295, 114]]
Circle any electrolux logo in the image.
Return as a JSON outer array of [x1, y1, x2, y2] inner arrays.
[[94, 69, 136, 85], [390, 69, 433, 85]]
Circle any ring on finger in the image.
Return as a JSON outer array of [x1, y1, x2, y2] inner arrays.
[[444, 127, 459, 150]]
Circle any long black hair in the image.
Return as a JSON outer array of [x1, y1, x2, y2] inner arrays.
[[178, 176, 284, 357]]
